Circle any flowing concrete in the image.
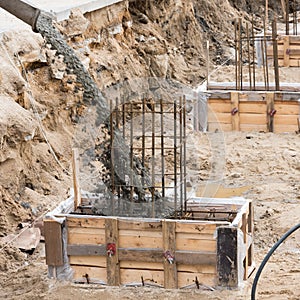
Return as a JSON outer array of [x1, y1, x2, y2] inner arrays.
[[0, 0, 123, 32]]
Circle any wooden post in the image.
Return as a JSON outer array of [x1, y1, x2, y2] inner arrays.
[[105, 218, 120, 286], [72, 148, 81, 211], [247, 201, 254, 275], [241, 213, 248, 280], [44, 220, 64, 267], [281, 0, 286, 22], [217, 227, 239, 287], [266, 92, 275, 132], [283, 35, 290, 67], [231, 92, 240, 131], [163, 220, 177, 289]]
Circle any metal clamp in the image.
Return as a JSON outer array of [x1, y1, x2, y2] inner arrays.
[[269, 109, 277, 117], [106, 243, 116, 257], [231, 107, 239, 115], [164, 250, 175, 264]]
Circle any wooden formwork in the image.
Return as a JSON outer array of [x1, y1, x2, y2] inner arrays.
[[267, 35, 300, 67], [44, 197, 254, 289], [207, 90, 300, 133]]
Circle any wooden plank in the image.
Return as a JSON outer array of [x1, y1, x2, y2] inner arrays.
[[120, 261, 163, 271], [71, 265, 106, 283], [239, 102, 266, 114], [208, 112, 232, 124], [68, 227, 105, 245], [217, 226, 238, 287], [119, 230, 162, 248], [119, 248, 163, 263], [72, 148, 81, 210], [231, 92, 240, 131], [275, 102, 299, 115], [67, 244, 106, 256], [120, 269, 164, 286], [239, 113, 267, 125], [274, 124, 299, 133], [176, 251, 216, 265], [163, 220, 177, 289], [207, 93, 231, 99], [118, 219, 162, 231], [283, 35, 290, 67], [177, 272, 216, 288], [266, 92, 275, 132], [208, 101, 231, 113], [239, 124, 267, 132], [67, 217, 105, 228], [177, 264, 216, 274], [105, 218, 120, 286], [176, 233, 216, 252], [275, 115, 299, 125], [69, 255, 106, 267], [176, 222, 216, 234], [44, 220, 63, 266]]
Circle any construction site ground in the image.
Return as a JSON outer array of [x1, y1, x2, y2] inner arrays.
[[0, 0, 299, 299]]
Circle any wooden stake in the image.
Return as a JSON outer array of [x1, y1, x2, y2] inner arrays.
[[266, 92, 275, 132], [231, 92, 240, 131], [286, 0, 289, 35], [281, 0, 286, 21], [72, 148, 81, 211]]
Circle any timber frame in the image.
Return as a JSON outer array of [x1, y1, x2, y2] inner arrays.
[[44, 196, 254, 289], [207, 87, 300, 133]]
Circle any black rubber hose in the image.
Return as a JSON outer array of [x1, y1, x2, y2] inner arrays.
[[251, 223, 300, 300]]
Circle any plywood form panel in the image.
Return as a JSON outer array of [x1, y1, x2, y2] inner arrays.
[[119, 230, 163, 248], [69, 255, 106, 268], [68, 227, 105, 245]]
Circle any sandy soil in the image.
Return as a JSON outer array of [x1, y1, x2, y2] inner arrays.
[[0, 1, 299, 299]]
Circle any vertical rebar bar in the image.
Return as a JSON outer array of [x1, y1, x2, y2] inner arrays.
[[261, 25, 267, 90], [173, 101, 177, 214], [179, 97, 183, 216], [206, 40, 210, 89], [122, 96, 126, 139], [252, 15, 256, 90], [246, 22, 252, 90], [263, 18, 269, 90], [286, 0, 290, 35], [115, 97, 121, 199], [239, 18, 243, 90], [130, 102, 134, 205], [160, 98, 165, 199], [183, 96, 187, 214], [151, 101, 155, 218], [293, 0, 297, 35], [272, 20, 280, 91], [109, 98, 115, 215], [235, 19, 238, 90], [142, 96, 146, 189]]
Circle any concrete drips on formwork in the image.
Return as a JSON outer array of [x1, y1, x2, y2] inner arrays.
[[35, 13, 160, 210]]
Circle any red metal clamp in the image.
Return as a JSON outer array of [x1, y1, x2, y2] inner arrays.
[[231, 107, 239, 115], [106, 243, 116, 257], [269, 109, 277, 117], [164, 250, 175, 264]]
